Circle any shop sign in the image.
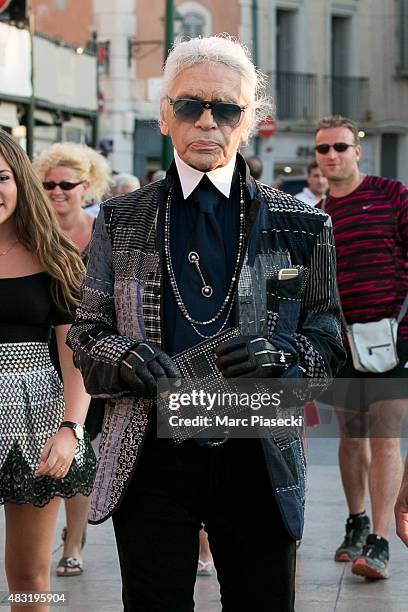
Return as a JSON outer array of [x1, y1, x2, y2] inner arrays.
[[257, 117, 277, 138]]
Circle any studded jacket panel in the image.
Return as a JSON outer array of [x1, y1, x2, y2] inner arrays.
[[67, 161, 344, 533]]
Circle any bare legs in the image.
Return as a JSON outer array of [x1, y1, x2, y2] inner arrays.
[[199, 528, 212, 563], [197, 527, 214, 576], [336, 400, 406, 538], [56, 435, 99, 575], [5, 498, 61, 612], [56, 494, 91, 575]]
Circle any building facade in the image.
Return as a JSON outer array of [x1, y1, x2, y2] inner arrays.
[[247, 0, 408, 185], [93, 0, 241, 175], [0, 1, 98, 154], [26, 0, 408, 182], [30, 0, 240, 174]]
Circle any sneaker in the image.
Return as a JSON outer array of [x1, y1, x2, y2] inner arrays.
[[334, 515, 371, 562], [352, 534, 389, 579]]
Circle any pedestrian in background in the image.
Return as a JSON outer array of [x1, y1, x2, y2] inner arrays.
[[34, 142, 110, 577], [152, 169, 166, 182], [295, 161, 328, 207], [112, 172, 140, 195], [0, 129, 95, 605], [315, 114, 408, 579], [35, 142, 111, 251], [246, 154, 263, 180]]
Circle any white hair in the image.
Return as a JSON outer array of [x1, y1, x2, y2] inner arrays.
[[152, 169, 166, 182], [113, 172, 140, 194], [160, 34, 274, 133]]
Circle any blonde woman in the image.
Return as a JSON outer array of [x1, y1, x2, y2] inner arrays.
[[34, 142, 111, 251], [34, 142, 111, 576], [0, 129, 95, 610]]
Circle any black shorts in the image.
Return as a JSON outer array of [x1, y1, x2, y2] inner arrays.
[[323, 341, 408, 412]]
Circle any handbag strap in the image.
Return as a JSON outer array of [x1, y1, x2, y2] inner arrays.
[[336, 286, 349, 331], [397, 292, 408, 323]]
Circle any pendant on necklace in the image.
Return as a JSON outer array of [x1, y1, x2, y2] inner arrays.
[[0, 239, 19, 257], [201, 285, 213, 298], [188, 251, 214, 298]]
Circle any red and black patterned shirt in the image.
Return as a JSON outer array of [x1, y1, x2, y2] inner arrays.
[[318, 175, 408, 340]]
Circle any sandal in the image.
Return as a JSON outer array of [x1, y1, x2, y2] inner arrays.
[[197, 559, 214, 577], [56, 556, 83, 577], [61, 526, 87, 549]]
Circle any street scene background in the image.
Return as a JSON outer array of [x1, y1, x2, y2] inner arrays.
[[1, 0, 408, 610], [1, 0, 408, 187]]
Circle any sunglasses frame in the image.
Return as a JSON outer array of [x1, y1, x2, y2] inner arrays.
[[314, 142, 357, 155], [42, 180, 85, 191], [167, 97, 247, 127]]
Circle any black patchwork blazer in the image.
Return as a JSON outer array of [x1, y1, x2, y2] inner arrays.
[[68, 158, 344, 535]]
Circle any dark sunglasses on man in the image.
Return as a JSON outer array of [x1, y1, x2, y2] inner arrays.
[[315, 143, 357, 155], [167, 97, 247, 127], [42, 181, 85, 191]]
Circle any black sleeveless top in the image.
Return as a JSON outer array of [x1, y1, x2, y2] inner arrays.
[[0, 272, 72, 344]]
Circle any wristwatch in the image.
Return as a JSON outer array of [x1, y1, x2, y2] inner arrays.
[[59, 421, 84, 441]]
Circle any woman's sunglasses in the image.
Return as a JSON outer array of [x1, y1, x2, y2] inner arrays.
[[167, 97, 247, 127], [42, 181, 84, 191], [315, 143, 357, 155]]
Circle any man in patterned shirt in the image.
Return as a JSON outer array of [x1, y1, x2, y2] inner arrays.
[[315, 115, 408, 579]]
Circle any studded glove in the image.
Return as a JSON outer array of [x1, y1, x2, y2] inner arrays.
[[214, 335, 293, 378], [120, 342, 181, 398]]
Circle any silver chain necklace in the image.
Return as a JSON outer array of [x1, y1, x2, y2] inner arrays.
[[164, 177, 246, 339], [0, 239, 19, 257]]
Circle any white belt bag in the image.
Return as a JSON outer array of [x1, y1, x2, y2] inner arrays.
[[344, 294, 408, 374]]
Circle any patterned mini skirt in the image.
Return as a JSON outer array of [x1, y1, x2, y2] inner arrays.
[[0, 342, 96, 507]]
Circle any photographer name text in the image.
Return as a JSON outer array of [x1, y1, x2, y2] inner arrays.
[[168, 415, 303, 428]]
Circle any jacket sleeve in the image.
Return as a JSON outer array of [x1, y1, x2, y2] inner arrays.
[[66, 205, 137, 397], [291, 214, 345, 378]]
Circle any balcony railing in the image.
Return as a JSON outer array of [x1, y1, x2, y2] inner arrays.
[[268, 71, 318, 121], [329, 76, 370, 121], [266, 72, 371, 123]]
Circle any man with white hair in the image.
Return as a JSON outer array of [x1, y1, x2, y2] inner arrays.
[[68, 35, 344, 611], [113, 172, 141, 195]]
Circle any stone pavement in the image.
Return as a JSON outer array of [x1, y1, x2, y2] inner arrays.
[[1, 437, 407, 611]]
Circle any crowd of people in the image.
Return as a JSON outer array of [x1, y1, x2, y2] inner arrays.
[[0, 32, 407, 612]]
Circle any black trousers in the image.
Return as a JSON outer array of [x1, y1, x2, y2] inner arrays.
[[112, 432, 296, 612]]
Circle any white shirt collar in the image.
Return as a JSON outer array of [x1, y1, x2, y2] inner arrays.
[[174, 149, 237, 199]]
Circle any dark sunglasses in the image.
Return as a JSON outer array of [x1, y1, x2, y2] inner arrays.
[[315, 142, 357, 154], [42, 181, 84, 191], [167, 97, 247, 127]]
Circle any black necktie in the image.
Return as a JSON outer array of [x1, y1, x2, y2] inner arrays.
[[182, 176, 228, 317]]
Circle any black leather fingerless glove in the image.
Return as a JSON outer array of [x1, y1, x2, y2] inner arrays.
[[120, 342, 181, 398], [214, 335, 293, 378]]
